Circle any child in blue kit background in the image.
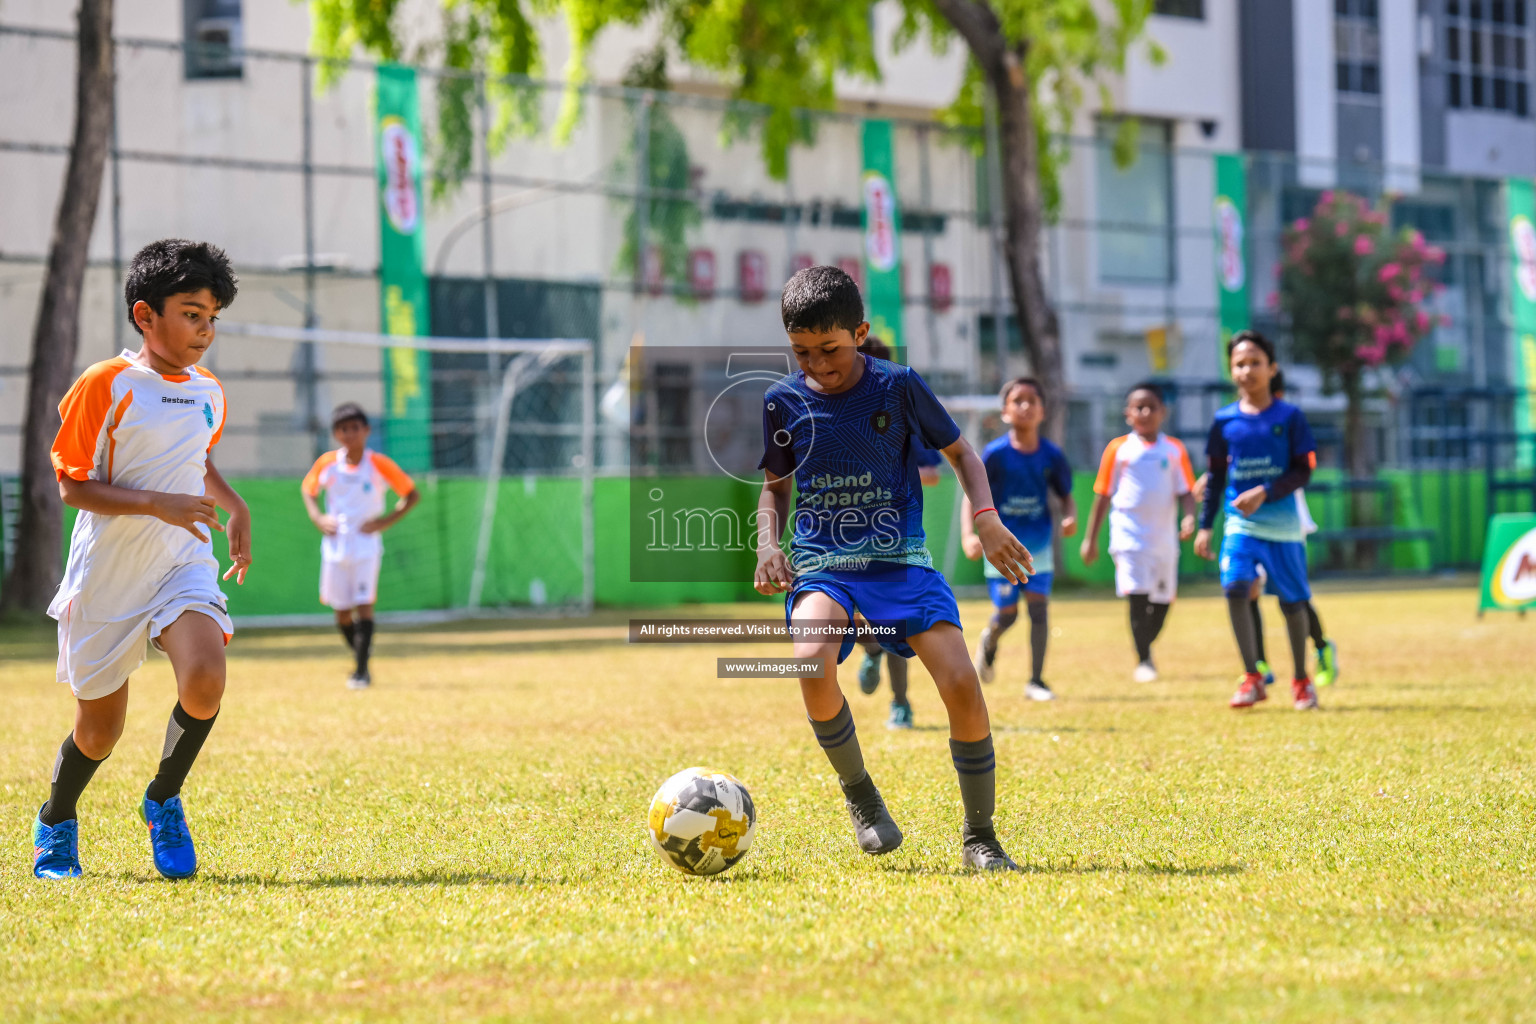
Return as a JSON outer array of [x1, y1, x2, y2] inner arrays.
[[960, 377, 1077, 702], [1194, 330, 1320, 711], [755, 265, 1034, 872]]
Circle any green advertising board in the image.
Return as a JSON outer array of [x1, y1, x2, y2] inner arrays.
[[1213, 153, 1249, 379], [374, 64, 433, 472], [1477, 513, 1536, 612], [1507, 178, 1536, 468], [861, 120, 903, 354]]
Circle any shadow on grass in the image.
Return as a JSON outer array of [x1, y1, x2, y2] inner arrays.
[[884, 861, 1245, 878], [1323, 704, 1492, 714], [149, 870, 573, 888]]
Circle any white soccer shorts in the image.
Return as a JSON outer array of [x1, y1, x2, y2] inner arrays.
[[55, 563, 233, 701], [319, 554, 381, 611], [1111, 545, 1180, 601]]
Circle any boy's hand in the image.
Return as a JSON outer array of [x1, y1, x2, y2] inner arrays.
[[1233, 485, 1267, 516], [1059, 514, 1078, 538], [975, 514, 1033, 584], [313, 513, 338, 536], [1194, 528, 1215, 560], [754, 548, 793, 595], [1179, 514, 1197, 541], [961, 533, 983, 561], [222, 507, 253, 585], [155, 493, 223, 543], [1080, 536, 1098, 566]]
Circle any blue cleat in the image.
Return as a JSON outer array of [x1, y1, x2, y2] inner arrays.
[[886, 700, 913, 730], [1315, 640, 1340, 687], [32, 813, 82, 879], [1256, 659, 1276, 688], [139, 793, 198, 879], [857, 650, 883, 695]]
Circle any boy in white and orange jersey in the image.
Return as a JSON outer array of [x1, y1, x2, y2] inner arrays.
[[301, 403, 419, 689], [32, 239, 250, 882], [1080, 382, 1197, 683]]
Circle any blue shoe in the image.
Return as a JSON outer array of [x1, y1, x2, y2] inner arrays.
[[1256, 660, 1276, 688], [139, 793, 198, 879], [886, 700, 913, 730], [32, 813, 82, 879], [857, 651, 883, 695]]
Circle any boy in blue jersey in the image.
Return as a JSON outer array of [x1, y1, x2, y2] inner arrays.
[[756, 266, 1034, 871], [1194, 330, 1321, 710], [960, 378, 1077, 701], [850, 335, 942, 729]]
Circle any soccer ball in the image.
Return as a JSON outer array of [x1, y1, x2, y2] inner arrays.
[[646, 767, 756, 876]]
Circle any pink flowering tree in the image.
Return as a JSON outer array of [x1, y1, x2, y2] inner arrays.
[[1277, 190, 1448, 476]]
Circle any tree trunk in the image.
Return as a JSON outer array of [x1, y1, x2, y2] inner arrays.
[[929, 0, 1068, 443], [1340, 366, 1376, 569], [0, 0, 115, 617]]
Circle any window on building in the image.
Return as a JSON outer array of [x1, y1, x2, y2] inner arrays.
[[1153, 0, 1204, 18], [1335, 0, 1381, 95], [183, 0, 243, 80], [1446, 0, 1532, 115], [1095, 119, 1175, 285]]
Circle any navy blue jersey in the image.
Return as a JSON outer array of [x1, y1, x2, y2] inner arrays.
[[981, 436, 1073, 576], [1203, 399, 1317, 543], [915, 446, 943, 469], [760, 354, 960, 572]]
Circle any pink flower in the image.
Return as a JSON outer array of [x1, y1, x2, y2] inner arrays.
[[1379, 263, 1402, 281], [1338, 306, 1354, 320], [1354, 235, 1374, 255], [1416, 310, 1431, 332], [1321, 191, 1335, 206], [1266, 290, 1280, 310], [1294, 218, 1311, 233], [1387, 285, 1405, 302], [1374, 325, 1393, 346], [1336, 220, 1351, 237], [1427, 246, 1447, 265]]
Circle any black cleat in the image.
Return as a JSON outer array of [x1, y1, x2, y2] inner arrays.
[[841, 776, 903, 855], [961, 824, 1020, 872]]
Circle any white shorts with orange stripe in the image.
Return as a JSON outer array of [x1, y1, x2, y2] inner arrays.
[[55, 561, 233, 700]]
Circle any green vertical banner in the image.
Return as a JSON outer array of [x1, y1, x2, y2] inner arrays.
[[861, 120, 903, 355], [1506, 178, 1536, 469], [374, 64, 433, 472], [1477, 513, 1536, 612], [1213, 153, 1250, 379]]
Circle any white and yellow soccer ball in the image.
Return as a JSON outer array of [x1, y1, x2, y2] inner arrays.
[[646, 767, 756, 876]]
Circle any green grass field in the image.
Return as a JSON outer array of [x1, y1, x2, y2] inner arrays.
[[2, 584, 1534, 1023]]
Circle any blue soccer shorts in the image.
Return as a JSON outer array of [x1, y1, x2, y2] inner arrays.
[[987, 571, 1053, 608], [785, 561, 962, 663], [1219, 533, 1311, 604]]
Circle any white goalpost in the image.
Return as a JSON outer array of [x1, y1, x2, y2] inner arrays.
[[213, 322, 595, 625]]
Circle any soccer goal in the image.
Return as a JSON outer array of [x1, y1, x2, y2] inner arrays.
[[211, 322, 595, 625]]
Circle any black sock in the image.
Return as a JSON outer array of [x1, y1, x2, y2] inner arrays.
[[338, 621, 356, 651], [809, 699, 867, 788], [1249, 599, 1267, 665], [354, 618, 374, 675], [888, 653, 909, 705], [1027, 601, 1048, 683], [1280, 601, 1310, 680], [144, 703, 218, 804], [1128, 594, 1152, 662], [1145, 601, 1170, 647], [1306, 602, 1326, 650], [949, 735, 996, 831], [1226, 590, 1260, 674], [39, 734, 106, 826]]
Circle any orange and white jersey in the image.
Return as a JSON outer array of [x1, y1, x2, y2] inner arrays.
[[1093, 432, 1195, 554], [47, 350, 227, 623], [301, 448, 414, 562]]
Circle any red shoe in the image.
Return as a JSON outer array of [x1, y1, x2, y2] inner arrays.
[[1229, 672, 1267, 708], [1292, 676, 1319, 710]]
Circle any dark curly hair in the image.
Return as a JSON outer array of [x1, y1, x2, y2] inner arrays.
[[781, 265, 864, 335], [124, 238, 238, 336], [1225, 328, 1276, 364]]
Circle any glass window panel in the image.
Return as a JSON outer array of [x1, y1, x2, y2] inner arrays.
[[1095, 120, 1173, 284]]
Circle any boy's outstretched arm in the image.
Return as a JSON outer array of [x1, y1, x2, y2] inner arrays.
[[753, 471, 793, 594], [1079, 493, 1112, 565], [205, 456, 252, 584], [947, 437, 1033, 584]]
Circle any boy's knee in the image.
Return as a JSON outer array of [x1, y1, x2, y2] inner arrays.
[[73, 719, 124, 760], [178, 659, 226, 715], [992, 605, 1019, 629]]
